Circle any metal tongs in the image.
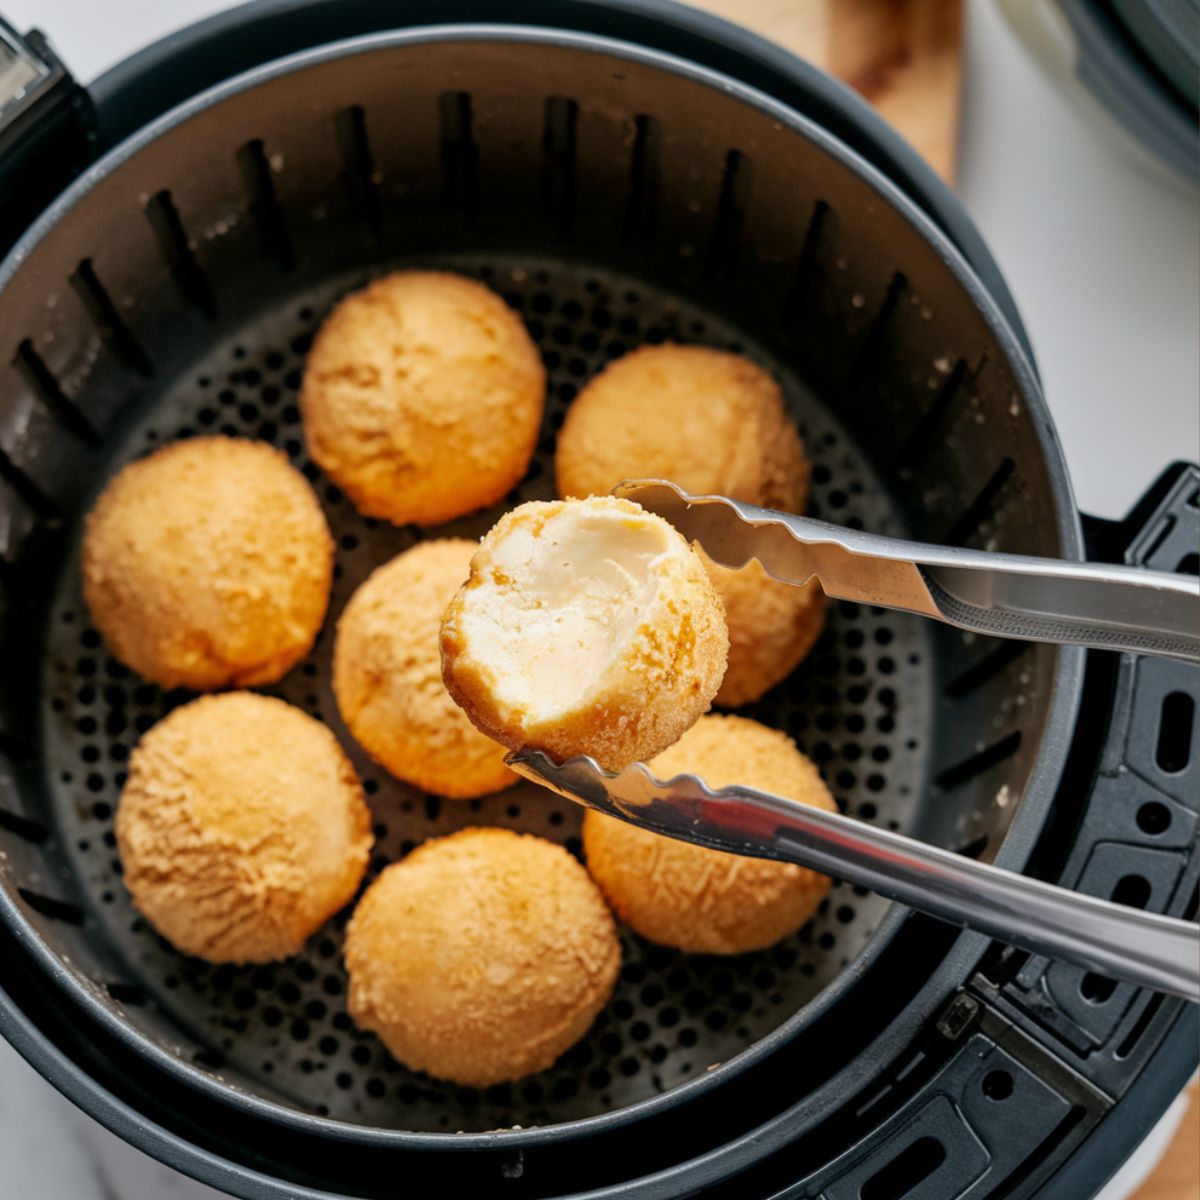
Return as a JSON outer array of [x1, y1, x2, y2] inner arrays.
[[508, 480, 1200, 1002], [615, 480, 1200, 661]]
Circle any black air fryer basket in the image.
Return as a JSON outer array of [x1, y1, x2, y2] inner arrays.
[[0, 4, 1195, 1198]]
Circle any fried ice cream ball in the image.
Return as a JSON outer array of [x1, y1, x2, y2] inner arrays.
[[83, 437, 333, 691], [703, 551, 826, 707], [333, 539, 514, 799], [583, 715, 835, 954], [556, 344, 819, 706], [300, 271, 545, 526], [440, 496, 728, 771], [345, 827, 620, 1086], [116, 693, 372, 964], [556, 344, 808, 512]]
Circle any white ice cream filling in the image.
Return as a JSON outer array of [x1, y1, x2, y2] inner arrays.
[[466, 506, 676, 721]]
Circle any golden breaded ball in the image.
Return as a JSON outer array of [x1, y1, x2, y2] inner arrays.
[[556, 344, 819, 705], [703, 551, 826, 707], [334, 539, 514, 799], [556, 344, 808, 511], [345, 828, 620, 1086], [83, 437, 333, 691], [300, 271, 545, 526], [116, 693, 372, 964], [583, 715, 835, 954], [441, 496, 728, 771]]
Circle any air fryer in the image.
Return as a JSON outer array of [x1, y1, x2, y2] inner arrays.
[[0, 4, 1194, 1199]]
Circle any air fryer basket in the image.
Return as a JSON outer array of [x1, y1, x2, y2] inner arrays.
[[0, 14, 1108, 1175]]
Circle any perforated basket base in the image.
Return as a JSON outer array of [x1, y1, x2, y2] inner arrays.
[[40, 254, 931, 1133]]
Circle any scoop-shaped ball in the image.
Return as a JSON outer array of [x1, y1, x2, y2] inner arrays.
[[116, 693, 372, 964], [703, 551, 826, 707], [555, 343, 809, 512], [301, 271, 545, 526], [583, 715, 835, 954], [345, 827, 620, 1086], [83, 437, 333, 690], [440, 496, 728, 771]]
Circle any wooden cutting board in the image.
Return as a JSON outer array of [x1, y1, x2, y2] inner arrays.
[[1130, 1082, 1199, 1200], [684, 4, 1199, 1197], [688, 0, 964, 181]]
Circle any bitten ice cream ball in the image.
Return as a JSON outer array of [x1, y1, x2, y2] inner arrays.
[[116, 693, 372, 964], [334, 539, 514, 799], [300, 271, 545, 526], [583, 715, 836, 954], [555, 344, 821, 706], [345, 828, 620, 1086], [440, 496, 728, 771], [83, 437, 333, 690]]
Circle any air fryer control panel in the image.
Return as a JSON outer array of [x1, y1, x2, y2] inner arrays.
[[0, 25, 46, 118]]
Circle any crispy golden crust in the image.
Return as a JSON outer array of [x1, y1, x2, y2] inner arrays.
[[333, 539, 514, 799], [300, 271, 545, 526], [345, 828, 620, 1086], [703, 552, 826, 707], [440, 497, 728, 771], [116, 693, 372, 964], [555, 343, 809, 512], [583, 715, 835, 954], [83, 437, 333, 691]]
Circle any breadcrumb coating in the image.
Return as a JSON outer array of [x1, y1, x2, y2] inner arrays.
[[301, 271, 545, 526], [334, 539, 514, 799], [583, 715, 835, 954], [345, 828, 620, 1086], [83, 437, 333, 690], [116, 693, 372, 964], [703, 551, 826, 707], [556, 344, 808, 511]]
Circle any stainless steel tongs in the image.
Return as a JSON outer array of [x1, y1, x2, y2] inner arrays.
[[507, 479, 1200, 1002], [613, 480, 1200, 663]]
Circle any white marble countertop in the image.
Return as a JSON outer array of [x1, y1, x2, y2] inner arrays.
[[0, 1, 1195, 1197]]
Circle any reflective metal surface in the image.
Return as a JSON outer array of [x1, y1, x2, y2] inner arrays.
[[510, 750, 1200, 1002], [617, 480, 1200, 661]]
